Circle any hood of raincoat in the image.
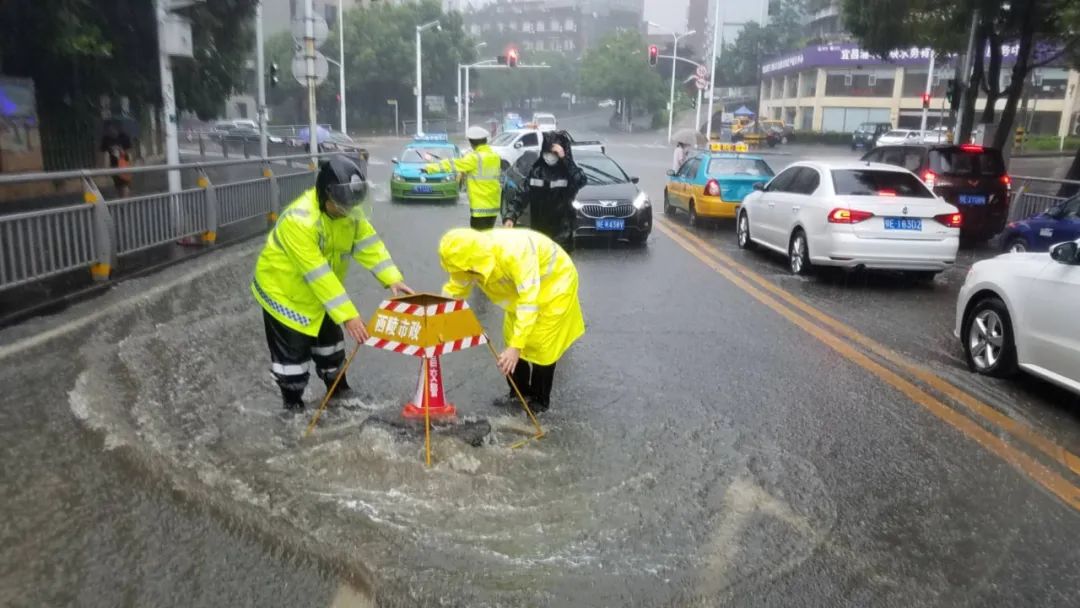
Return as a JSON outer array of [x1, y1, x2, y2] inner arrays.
[[438, 228, 497, 281]]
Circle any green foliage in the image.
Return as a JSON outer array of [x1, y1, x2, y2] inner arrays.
[[473, 51, 579, 110], [579, 30, 666, 112], [714, 1, 807, 87], [1019, 135, 1080, 153], [0, 0, 257, 121]]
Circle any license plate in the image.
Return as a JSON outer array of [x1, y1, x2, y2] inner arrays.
[[959, 194, 987, 205], [884, 217, 922, 231], [412, 185, 433, 194], [596, 218, 625, 231]]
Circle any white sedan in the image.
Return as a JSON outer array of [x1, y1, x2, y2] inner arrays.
[[737, 160, 961, 279], [955, 240, 1080, 394], [876, 129, 924, 146]]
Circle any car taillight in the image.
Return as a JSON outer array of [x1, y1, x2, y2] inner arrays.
[[1001, 174, 1011, 189], [935, 212, 963, 228], [828, 208, 874, 224], [877, 189, 897, 196], [922, 170, 936, 188], [960, 144, 984, 152], [705, 179, 720, 196]]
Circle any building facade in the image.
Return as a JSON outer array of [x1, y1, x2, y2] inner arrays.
[[463, 0, 643, 58], [760, 44, 1080, 137]]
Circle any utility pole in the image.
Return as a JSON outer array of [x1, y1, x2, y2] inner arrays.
[[156, 0, 181, 194], [255, 1, 268, 158], [304, 0, 318, 161], [338, 0, 346, 134], [920, 52, 935, 134], [956, 8, 979, 142], [705, 0, 724, 140]]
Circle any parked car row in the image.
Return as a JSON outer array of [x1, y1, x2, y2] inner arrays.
[[664, 140, 1080, 402]]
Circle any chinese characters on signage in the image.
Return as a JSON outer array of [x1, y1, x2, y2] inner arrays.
[[373, 313, 423, 342]]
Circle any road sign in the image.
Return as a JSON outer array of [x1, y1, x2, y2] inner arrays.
[[695, 74, 709, 90], [291, 14, 329, 46], [292, 52, 329, 86], [696, 65, 707, 78]]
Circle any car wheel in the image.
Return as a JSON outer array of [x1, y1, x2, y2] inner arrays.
[[1005, 237, 1028, 253], [688, 202, 699, 227], [663, 190, 674, 215], [737, 211, 754, 250], [963, 297, 1018, 378], [789, 229, 812, 275]]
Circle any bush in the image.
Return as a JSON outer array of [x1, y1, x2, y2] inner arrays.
[[792, 131, 853, 146], [1018, 135, 1080, 153]]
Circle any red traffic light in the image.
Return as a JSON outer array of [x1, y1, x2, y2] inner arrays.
[[507, 48, 519, 68], [648, 45, 659, 66], [921, 92, 931, 108]]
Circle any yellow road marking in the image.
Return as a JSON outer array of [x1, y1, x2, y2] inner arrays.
[[662, 217, 1080, 479], [656, 220, 1080, 511]]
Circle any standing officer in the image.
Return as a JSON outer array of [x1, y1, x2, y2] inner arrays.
[[252, 155, 413, 411], [423, 126, 502, 229], [502, 130, 586, 251]]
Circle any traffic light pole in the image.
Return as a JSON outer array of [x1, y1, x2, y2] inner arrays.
[[255, 1, 268, 158], [464, 62, 547, 131], [920, 52, 935, 134]]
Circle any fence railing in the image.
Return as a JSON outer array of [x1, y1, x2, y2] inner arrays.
[[0, 152, 343, 295], [1008, 175, 1079, 221]]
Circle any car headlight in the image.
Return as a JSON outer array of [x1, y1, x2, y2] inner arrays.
[[632, 191, 650, 209], [572, 199, 582, 210], [392, 174, 403, 182]]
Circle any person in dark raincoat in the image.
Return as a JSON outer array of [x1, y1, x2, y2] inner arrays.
[[502, 130, 586, 251]]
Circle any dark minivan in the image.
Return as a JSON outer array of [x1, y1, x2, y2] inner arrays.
[[851, 122, 893, 150], [861, 144, 1010, 240]]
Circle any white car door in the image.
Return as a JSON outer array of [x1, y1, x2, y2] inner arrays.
[[756, 166, 801, 249], [1022, 243, 1080, 387]]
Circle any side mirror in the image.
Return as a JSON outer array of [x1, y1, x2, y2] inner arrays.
[[666, 169, 676, 177], [752, 182, 765, 191], [513, 141, 523, 149], [391, 158, 399, 164], [1047, 206, 1065, 219], [1051, 241, 1080, 264], [630, 176, 640, 184]]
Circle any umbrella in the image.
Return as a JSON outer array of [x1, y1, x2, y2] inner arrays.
[[733, 106, 755, 117], [673, 128, 706, 146], [298, 125, 332, 144]]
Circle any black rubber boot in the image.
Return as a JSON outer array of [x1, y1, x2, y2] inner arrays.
[[281, 387, 305, 411]]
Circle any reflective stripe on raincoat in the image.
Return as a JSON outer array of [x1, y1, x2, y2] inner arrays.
[[424, 144, 502, 218], [251, 188, 403, 336], [438, 227, 584, 365]]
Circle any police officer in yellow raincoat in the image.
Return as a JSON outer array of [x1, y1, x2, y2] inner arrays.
[[438, 227, 585, 412], [252, 155, 414, 411], [422, 126, 502, 230]]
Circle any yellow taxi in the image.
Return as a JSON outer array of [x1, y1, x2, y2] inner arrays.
[[663, 142, 775, 226]]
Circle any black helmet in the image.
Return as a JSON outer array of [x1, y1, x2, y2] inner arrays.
[[316, 154, 368, 209]]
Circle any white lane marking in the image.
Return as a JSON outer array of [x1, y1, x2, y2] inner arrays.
[[0, 246, 257, 361]]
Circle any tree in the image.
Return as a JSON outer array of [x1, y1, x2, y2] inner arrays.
[[0, 0, 258, 120], [841, 0, 1077, 149], [714, 1, 806, 88], [473, 51, 579, 113], [579, 30, 666, 121]]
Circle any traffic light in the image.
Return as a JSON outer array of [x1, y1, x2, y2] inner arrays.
[[945, 79, 958, 104], [648, 45, 658, 66], [507, 48, 519, 68], [921, 92, 930, 109], [269, 62, 279, 88]]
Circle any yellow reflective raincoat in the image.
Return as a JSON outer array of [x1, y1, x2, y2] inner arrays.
[[252, 188, 403, 336], [439, 228, 584, 365], [424, 144, 502, 219]]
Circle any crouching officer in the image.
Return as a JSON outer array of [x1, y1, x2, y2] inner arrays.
[[438, 227, 585, 412], [423, 126, 502, 230], [252, 155, 414, 411]]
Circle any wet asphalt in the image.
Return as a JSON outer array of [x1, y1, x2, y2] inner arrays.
[[1, 122, 1079, 607]]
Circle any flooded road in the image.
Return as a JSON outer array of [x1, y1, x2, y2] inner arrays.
[[3, 136, 1080, 606]]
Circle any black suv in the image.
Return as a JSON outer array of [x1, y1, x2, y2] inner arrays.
[[851, 122, 893, 150], [862, 143, 1010, 241]]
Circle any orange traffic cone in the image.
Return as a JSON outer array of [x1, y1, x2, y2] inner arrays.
[[401, 355, 456, 420]]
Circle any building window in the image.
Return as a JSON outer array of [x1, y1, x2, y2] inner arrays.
[[509, 21, 518, 31], [565, 39, 575, 51], [497, 22, 505, 32], [551, 19, 561, 32], [565, 19, 575, 31], [537, 20, 545, 32], [825, 69, 894, 97], [524, 40, 534, 50], [523, 21, 533, 33], [471, 24, 481, 35]]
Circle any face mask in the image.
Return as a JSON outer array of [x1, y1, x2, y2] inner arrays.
[[543, 153, 558, 166]]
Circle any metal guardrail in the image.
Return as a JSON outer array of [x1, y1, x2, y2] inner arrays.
[[0, 153, 338, 294], [1007, 175, 1080, 222]]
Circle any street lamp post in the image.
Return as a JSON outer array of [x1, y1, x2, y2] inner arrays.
[[649, 22, 695, 143], [458, 42, 487, 124], [705, 1, 724, 141], [338, 0, 346, 134], [415, 20, 441, 136]]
